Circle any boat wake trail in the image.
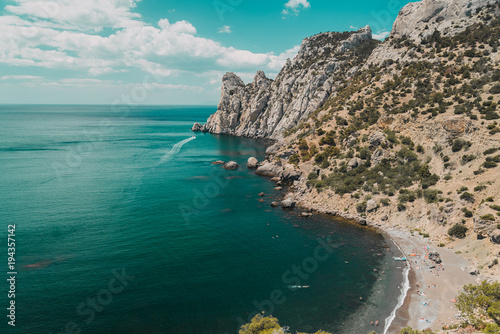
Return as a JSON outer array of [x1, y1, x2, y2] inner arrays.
[[129, 136, 196, 200], [159, 136, 196, 165]]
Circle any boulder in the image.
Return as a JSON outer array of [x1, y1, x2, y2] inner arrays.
[[490, 230, 500, 244], [212, 160, 225, 165], [347, 157, 362, 171], [255, 163, 282, 177], [343, 134, 358, 147], [223, 161, 239, 170], [281, 198, 296, 209], [301, 212, 313, 217], [368, 131, 387, 148], [428, 252, 442, 264], [258, 192, 266, 197], [470, 268, 480, 276], [281, 164, 301, 182], [276, 149, 297, 159], [271, 201, 280, 208], [266, 143, 281, 155], [247, 157, 258, 169], [366, 199, 378, 212], [275, 187, 283, 191], [191, 122, 204, 132]]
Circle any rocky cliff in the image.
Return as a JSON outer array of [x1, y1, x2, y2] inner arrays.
[[193, 26, 376, 139], [195, 0, 500, 277]]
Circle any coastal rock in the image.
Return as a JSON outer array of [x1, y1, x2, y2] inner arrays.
[[271, 201, 280, 207], [428, 252, 442, 264], [247, 157, 258, 168], [223, 161, 239, 170], [212, 160, 225, 165], [255, 163, 282, 177], [281, 198, 296, 209], [258, 192, 266, 197], [281, 164, 301, 182], [266, 143, 282, 155], [191, 122, 206, 132], [366, 199, 378, 213], [275, 187, 283, 191], [301, 212, 313, 217]]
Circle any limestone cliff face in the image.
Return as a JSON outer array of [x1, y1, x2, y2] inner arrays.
[[367, 0, 498, 65], [392, 0, 494, 42], [194, 26, 374, 139]]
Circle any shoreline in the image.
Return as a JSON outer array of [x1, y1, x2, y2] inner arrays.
[[292, 202, 479, 332]]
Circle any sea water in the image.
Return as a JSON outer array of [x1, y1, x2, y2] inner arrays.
[[0, 105, 404, 334]]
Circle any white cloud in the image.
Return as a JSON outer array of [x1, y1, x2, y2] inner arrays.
[[0, 0, 302, 93], [218, 25, 232, 34], [350, 25, 358, 30], [1, 75, 42, 80], [5, 0, 143, 32], [373, 30, 390, 40], [267, 45, 300, 70], [282, 0, 310, 17]]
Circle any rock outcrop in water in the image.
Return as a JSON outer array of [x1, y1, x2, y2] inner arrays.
[[194, 26, 376, 139]]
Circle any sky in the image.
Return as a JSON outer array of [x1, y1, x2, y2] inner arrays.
[[0, 0, 416, 105]]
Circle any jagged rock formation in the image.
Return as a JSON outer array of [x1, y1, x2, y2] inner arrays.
[[194, 26, 376, 139]]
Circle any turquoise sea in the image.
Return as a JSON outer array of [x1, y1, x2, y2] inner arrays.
[[0, 105, 404, 334]]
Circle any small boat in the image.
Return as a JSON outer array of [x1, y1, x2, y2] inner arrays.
[[393, 256, 407, 261], [287, 285, 310, 289]]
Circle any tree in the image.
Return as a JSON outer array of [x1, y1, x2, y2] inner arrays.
[[456, 281, 500, 327], [448, 223, 468, 239], [239, 315, 281, 334], [240, 315, 332, 334]]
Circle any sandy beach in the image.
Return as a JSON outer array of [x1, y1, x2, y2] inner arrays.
[[385, 228, 478, 333]]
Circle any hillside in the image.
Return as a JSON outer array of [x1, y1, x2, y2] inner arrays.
[[194, 0, 500, 277]]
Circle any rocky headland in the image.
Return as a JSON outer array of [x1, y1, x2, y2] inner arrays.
[[195, 0, 500, 331]]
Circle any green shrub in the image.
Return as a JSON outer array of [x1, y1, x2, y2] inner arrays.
[[474, 185, 487, 192], [448, 224, 468, 239], [424, 189, 441, 203], [457, 186, 469, 193], [484, 148, 499, 155], [380, 198, 391, 206], [319, 130, 336, 146], [462, 208, 473, 217], [490, 205, 500, 211], [356, 201, 367, 213], [451, 139, 472, 152], [289, 154, 300, 165], [480, 214, 496, 221], [460, 192, 475, 203]]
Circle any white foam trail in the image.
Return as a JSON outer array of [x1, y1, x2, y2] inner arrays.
[[159, 136, 196, 164], [383, 239, 410, 334]]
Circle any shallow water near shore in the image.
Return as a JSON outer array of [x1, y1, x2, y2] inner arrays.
[[0, 105, 403, 334]]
